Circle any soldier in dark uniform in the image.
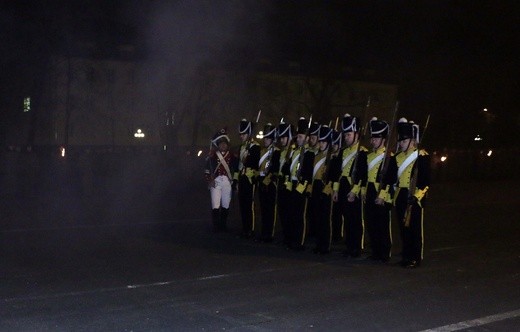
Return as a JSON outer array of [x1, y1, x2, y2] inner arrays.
[[234, 119, 261, 239], [309, 125, 336, 254], [257, 123, 281, 243], [332, 114, 368, 258], [276, 121, 294, 246], [393, 118, 431, 268], [306, 121, 321, 237], [286, 117, 314, 250], [204, 128, 239, 232], [364, 118, 397, 262], [330, 129, 344, 243]]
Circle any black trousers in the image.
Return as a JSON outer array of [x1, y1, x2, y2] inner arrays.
[[277, 179, 292, 245], [339, 177, 364, 256], [365, 186, 392, 260], [395, 189, 424, 263], [311, 181, 333, 253], [290, 181, 308, 248], [238, 175, 256, 237], [258, 177, 277, 241], [331, 200, 344, 241]]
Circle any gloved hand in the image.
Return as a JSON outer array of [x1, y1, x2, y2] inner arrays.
[[295, 181, 307, 194], [322, 182, 332, 196], [262, 174, 271, 186], [245, 168, 256, 184]]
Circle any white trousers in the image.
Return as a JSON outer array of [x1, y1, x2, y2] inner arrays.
[[210, 175, 232, 209]]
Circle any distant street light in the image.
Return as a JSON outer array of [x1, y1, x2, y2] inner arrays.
[[134, 129, 145, 138]]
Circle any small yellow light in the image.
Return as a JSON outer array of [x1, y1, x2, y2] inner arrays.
[[60, 147, 66, 157], [440, 156, 447, 162], [487, 150, 492, 157], [197, 150, 203, 157]]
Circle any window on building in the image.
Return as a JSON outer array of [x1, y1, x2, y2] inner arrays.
[[23, 97, 31, 112]]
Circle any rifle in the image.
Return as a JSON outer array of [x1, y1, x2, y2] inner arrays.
[[404, 114, 430, 227], [241, 109, 262, 167], [350, 96, 371, 184], [377, 101, 399, 184], [296, 115, 312, 181], [264, 121, 280, 175]]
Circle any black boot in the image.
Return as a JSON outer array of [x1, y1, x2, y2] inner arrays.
[[212, 209, 220, 232], [220, 208, 229, 232]]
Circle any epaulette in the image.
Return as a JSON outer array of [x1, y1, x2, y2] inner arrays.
[[419, 149, 429, 156], [359, 146, 368, 152], [250, 140, 260, 146]]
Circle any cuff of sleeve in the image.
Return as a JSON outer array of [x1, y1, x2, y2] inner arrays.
[[333, 182, 340, 191], [351, 184, 360, 195]]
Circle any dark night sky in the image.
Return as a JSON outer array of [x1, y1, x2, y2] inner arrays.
[[1, 0, 518, 147]]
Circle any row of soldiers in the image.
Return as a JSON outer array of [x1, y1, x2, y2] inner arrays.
[[204, 113, 430, 268]]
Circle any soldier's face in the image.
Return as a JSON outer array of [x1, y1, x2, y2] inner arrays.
[[279, 137, 289, 147], [218, 141, 229, 152], [309, 135, 318, 147], [296, 134, 306, 147], [343, 132, 357, 147], [263, 137, 273, 147], [332, 144, 339, 153], [239, 133, 249, 142], [370, 137, 384, 149], [319, 141, 329, 151], [399, 138, 414, 152]]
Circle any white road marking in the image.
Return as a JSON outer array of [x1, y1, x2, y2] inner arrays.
[[2, 264, 324, 302], [420, 308, 520, 331]]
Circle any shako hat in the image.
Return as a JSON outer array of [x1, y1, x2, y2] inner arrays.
[[331, 129, 342, 148], [397, 117, 420, 142], [277, 121, 293, 140], [239, 119, 253, 135], [309, 121, 320, 136], [369, 117, 389, 138], [263, 122, 277, 139], [342, 113, 360, 133], [212, 128, 230, 146], [318, 125, 332, 143], [296, 117, 309, 135]]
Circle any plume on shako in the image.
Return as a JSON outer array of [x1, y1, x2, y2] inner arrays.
[[212, 128, 230, 147], [318, 125, 332, 143], [263, 123, 277, 139], [277, 121, 293, 140], [369, 117, 389, 138], [342, 113, 360, 133], [296, 117, 309, 135], [239, 118, 253, 135], [397, 117, 420, 142]]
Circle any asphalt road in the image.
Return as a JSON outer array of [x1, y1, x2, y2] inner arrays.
[[1, 180, 519, 331]]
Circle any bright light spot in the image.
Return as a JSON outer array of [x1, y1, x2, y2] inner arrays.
[[483, 108, 488, 112], [197, 150, 203, 157], [60, 146, 66, 157], [163, 145, 167, 151], [487, 150, 493, 157], [256, 130, 264, 139], [23, 97, 31, 112], [440, 156, 447, 162], [134, 129, 145, 138], [474, 135, 482, 141]]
